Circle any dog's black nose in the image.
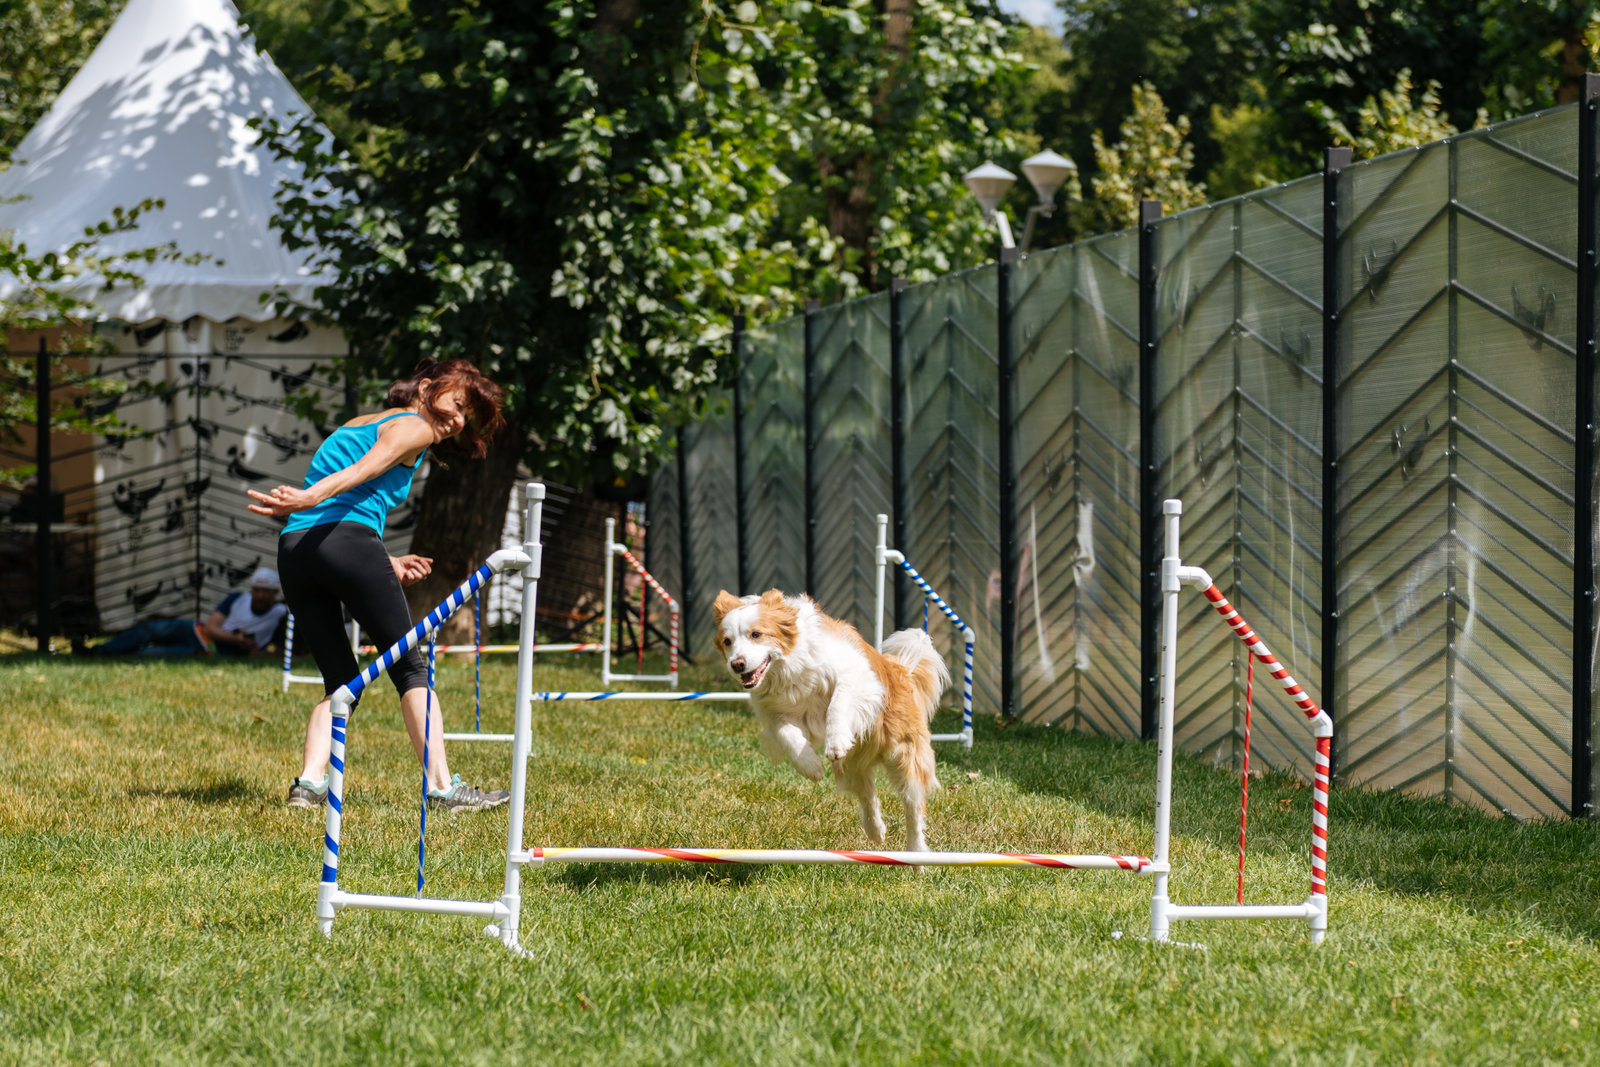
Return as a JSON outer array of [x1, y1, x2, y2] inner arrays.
[[730, 658, 745, 673]]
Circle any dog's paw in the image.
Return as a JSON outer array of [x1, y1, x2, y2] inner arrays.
[[824, 739, 852, 763]]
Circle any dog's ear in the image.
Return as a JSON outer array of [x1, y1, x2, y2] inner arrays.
[[759, 588, 786, 607], [713, 589, 742, 624]]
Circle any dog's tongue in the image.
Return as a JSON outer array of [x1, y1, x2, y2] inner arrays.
[[741, 661, 766, 689]]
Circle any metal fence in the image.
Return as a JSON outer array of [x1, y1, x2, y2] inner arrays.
[[650, 95, 1600, 820], [2, 320, 421, 640]]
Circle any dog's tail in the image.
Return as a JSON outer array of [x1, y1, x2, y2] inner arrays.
[[879, 628, 951, 723]]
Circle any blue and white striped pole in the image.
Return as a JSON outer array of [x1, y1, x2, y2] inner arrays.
[[874, 513, 975, 748], [282, 613, 295, 693]]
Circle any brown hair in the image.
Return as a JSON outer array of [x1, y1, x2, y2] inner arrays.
[[386, 358, 506, 458]]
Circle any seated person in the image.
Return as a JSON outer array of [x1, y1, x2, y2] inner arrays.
[[86, 568, 289, 658]]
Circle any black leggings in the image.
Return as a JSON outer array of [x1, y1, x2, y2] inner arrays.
[[278, 522, 430, 700]]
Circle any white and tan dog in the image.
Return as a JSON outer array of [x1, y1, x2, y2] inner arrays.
[[712, 589, 950, 851]]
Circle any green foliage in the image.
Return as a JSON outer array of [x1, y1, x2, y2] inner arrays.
[[1319, 69, 1471, 161], [1258, 0, 1597, 167], [0, 199, 184, 488], [1051, 0, 1262, 204], [764, 0, 1031, 298], [0, 0, 124, 165], [1204, 97, 1300, 199], [259, 1, 799, 482], [1072, 83, 1206, 235]]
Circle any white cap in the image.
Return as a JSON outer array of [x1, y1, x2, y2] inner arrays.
[[250, 567, 281, 591]]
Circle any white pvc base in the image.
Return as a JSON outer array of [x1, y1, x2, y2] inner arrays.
[[930, 727, 973, 747]]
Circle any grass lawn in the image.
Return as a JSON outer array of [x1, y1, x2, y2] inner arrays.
[[3, 650, 1599, 1065]]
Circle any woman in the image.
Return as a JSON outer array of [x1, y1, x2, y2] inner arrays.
[[248, 357, 508, 812]]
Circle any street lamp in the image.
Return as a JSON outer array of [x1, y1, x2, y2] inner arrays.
[[963, 149, 1076, 254]]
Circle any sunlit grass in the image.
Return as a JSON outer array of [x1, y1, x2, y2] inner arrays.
[[3, 650, 1599, 1065]]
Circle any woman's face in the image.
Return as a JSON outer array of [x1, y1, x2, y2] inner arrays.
[[428, 383, 469, 440]]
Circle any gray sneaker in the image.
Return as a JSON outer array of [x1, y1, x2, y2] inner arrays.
[[287, 777, 328, 808], [426, 773, 510, 813]]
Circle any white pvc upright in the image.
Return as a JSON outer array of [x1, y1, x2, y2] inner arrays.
[[600, 516, 679, 688], [1147, 499, 1332, 945], [873, 514, 975, 747], [315, 484, 545, 953], [281, 618, 361, 692]]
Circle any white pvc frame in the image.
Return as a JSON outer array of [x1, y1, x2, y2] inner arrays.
[[314, 490, 1330, 953], [872, 514, 975, 747], [600, 515, 679, 688], [280, 618, 361, 693]]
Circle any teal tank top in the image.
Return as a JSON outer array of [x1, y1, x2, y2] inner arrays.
[[280, 412, 428, 537]]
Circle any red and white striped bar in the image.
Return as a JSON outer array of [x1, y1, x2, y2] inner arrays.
[[533, 691, 749, 702], [526, 846, 1160, 872], [357, 642, 602, 655]]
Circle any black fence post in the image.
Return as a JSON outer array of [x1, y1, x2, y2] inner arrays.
[[1322, 146, 1351, 780], [1574, 75, 1599, 818], [890, 279, 909, 629], [35, 337, 53, 654], [677, 430, 693, 660], [803, 299, 819, 595], [998, 248, 1020, 721], [1138, 199, 1162, 741], [731, 315, 749, 595]]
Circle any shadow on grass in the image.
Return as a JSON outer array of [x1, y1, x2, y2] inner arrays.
[[128, 778, 255, 804], [548, 861, 766, 888]]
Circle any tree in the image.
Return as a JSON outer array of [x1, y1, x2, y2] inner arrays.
[[1318, 69, 1464, 161], [258, 0, 800, 622], [764, 0, 1032, 299], [1252, 0, 1599, 171], [2, 200, 183, 488], [1072, 83, 1206, 236], [1051, 0, 1262, 203], [0, 0, 124, 165]]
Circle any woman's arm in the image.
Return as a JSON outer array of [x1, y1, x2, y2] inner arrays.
[[246, 414, 432, 517]]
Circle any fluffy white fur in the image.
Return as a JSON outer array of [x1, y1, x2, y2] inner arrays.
[[712, 589, 950, 851]]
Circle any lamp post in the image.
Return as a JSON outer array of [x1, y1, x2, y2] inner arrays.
[[962, 149, 1076, 254]]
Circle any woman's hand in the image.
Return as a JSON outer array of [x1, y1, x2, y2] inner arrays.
[[391, 554, 433, 585], [247, 485, 318, 516]]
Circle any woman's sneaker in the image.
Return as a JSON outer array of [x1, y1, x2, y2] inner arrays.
[[286, 776, 328, 808], [426, 773, 510, 812]]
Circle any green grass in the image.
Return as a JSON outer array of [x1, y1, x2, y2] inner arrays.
[[3, 651, 1599, 1065]]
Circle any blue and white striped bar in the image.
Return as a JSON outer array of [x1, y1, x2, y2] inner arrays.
[[334, 551, 525, 706], [873, 514, 975, 748]]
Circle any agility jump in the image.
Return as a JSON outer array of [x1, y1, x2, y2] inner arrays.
[[312, 485, 1331, 954], [872, 514, 975, 748]]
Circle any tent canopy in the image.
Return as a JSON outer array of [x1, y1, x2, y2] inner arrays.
[[0, 0, 333, 323]]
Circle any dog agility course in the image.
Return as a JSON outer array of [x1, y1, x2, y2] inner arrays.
[[312, 484, 1330, 953]]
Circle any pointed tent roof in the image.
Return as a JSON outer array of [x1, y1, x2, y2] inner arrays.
[[0, 0, 333, 322]]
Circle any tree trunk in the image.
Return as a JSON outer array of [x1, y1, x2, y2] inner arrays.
[[403, 430, 526, 644]]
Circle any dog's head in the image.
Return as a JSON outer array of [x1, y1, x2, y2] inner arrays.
[[712, 588, 799, 691]]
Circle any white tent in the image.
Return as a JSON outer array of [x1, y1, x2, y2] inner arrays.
[[0, 0, 329, 321], [0, 0, 418, 634]]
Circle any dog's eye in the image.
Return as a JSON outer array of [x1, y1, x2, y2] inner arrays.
[[750, 630, 762, 639]]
